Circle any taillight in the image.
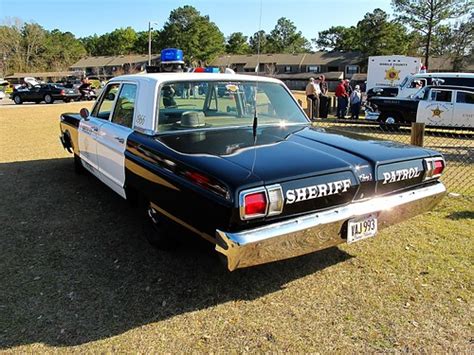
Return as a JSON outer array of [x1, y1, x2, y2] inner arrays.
[[424, 157, 445, 180], [60, 89, 65, 95], [433, 160, 444, 176], [244, 192, 267, 216], [239, 185, 283, 220]]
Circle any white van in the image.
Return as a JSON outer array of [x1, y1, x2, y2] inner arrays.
[[397, 72, 474, 98]]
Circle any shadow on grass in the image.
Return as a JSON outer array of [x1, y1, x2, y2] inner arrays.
[[0, 158, 352, 348], [447, 211, 474, 220]]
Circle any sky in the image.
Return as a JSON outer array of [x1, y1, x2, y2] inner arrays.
[[0, 0, 393, 40]]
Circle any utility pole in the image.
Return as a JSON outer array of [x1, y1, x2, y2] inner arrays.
[[148, 21, 158, 66], [148, 22, 152, 66]]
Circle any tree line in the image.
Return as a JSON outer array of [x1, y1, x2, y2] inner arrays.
[[0, 0, 472, 76]]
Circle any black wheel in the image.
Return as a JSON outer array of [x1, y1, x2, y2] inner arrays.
[[144, 205, 178, 250], [74, 154, 84, 174], [13, 95, 22, 104], [378, 113, 400, 130], [35, 100, 41, 104], [44, 94, 53, 104], [64, 98, 71, 103]]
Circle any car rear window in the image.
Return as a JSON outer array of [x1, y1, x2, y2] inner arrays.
[[156, 80, 308, 132]]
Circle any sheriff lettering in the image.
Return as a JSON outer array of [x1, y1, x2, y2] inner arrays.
[[382, 167, 421, 184], [286, 179, 351, 204]]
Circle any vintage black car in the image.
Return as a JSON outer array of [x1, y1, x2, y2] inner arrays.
[[11, 83, 80, 104], [59, 73, 446, 270]]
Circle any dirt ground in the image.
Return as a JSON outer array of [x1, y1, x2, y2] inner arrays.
[[0, 102, 472, 352]]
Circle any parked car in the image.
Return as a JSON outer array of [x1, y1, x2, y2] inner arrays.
[[368, 85, 474, 127], [11, 83, 81, 104], [59, 73, 446, 271]]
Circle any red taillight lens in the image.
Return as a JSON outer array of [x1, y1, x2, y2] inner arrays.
[[186, 171, 210, 186], [424, 157, 445, 180], [244, 192, 267, 216], [433, 160, 444, 176], [60, 90, 65, 95]]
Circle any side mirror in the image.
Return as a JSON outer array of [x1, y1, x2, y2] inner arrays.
[[80, 108, 90, 120], [106, 92, 115, 101]]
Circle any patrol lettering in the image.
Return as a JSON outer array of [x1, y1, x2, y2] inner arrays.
[[382, 167, 421, 184], [286, 179, 351, 204]]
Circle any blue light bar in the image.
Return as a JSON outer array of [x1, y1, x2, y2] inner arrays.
[[205, 67, 220, 73], [161, 48, 184, 63]]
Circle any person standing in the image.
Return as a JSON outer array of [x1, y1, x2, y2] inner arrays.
[[313, 77, 322, 119], [305, 78, 318, 119], [318, 75, 329, 118], [344, 79, 353, 117], [350, 85, 362, 119], [335, 79, 348, 119]]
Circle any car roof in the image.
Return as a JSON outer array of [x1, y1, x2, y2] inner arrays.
[[410, 72, 474, 79], [425, 85, 474, 91], [108, 72, 284, 85]]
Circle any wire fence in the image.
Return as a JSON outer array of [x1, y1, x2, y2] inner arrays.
[[315, 119, 474, 197]]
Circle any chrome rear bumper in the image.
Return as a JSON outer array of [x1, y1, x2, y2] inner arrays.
[[216, 182, 446, 271]]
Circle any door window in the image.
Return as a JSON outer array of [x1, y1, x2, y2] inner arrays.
[[92, 83, 120, 119], [456, 91, 474, 104], [430, 89, 452, 103], [111, 84, 137, 128]]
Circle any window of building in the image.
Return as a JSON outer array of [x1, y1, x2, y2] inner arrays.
[[307, 65, 321, 73], [346, 65, 359, 75]]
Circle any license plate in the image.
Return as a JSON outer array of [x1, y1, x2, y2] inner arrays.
[[347, 214, 377, 244]]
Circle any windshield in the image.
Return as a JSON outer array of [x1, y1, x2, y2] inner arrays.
[[156, 80, 308, 132], [399, 75, 411, 88], [413, 87, 426, 100]]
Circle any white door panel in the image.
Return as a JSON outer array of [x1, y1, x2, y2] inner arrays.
[[416, 89, 454, 127], [453, 103, 474, 128], [78, 118, 104, 176], [96, 122, 132, 198]]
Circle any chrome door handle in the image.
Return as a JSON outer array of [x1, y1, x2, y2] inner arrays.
[[114, 136, 125, 144]]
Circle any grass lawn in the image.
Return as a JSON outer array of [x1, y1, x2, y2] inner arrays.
[[0, 102, 472, 352]]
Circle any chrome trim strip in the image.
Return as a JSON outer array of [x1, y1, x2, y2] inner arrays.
[[150, 202, 215, 244], [216, 182, 446, 271]]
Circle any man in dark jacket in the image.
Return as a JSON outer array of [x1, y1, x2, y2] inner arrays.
[[318, 75, 329, 118]]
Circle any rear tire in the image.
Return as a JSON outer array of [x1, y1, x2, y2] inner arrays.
[[378, 112, 400, 130], [44, 94, 53, 104], [144, 205, 178, 250], [13, 95, 22, 104]]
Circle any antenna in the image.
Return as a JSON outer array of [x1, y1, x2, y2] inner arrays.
[[252, 0, 263, 140], [249, 0, 263, 179]]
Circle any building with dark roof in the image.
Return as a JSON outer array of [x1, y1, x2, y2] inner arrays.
[[69, 54, 161, 77]]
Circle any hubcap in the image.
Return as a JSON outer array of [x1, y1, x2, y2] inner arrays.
[[386, 117, 396, 124]]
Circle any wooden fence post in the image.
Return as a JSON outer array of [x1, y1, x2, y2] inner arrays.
[[411, 122, 425, 147]]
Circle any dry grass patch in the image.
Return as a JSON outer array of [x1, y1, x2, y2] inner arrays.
[[0, 103, 472, 352]]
